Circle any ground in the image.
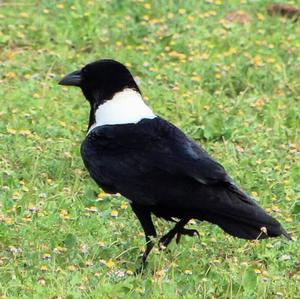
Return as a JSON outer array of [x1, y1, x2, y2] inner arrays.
[[0, 0, 299, 298]]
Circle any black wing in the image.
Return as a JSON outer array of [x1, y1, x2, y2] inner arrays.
[[81, 117, 231, 204]]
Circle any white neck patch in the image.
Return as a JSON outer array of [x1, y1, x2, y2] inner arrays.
[[88, 88, 156, 134]]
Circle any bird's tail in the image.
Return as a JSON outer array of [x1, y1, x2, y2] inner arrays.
[[201, 184, 292, 240]]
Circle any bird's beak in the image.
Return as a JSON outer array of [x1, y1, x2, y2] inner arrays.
[[59, 70, 82, 86]]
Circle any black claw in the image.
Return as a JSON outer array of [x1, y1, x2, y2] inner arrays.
[[159, 219, 200, 247], [159, 238, 170, 249], [184, 228, 200, 237], [175, 228, 200, 244], [159, 231, 175, 248], [176, 233, 182, 244]]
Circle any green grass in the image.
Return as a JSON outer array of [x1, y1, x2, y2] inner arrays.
[[0, 0, 299, 298]]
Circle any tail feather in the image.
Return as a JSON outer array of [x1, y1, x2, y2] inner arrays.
[[204, 212, 290, 240], [200, 184, 291, 240]]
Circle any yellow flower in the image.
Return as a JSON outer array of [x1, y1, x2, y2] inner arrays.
[[67, 265, 77, 272], [116, 41, 123, 47], [59, 209, 70, 219], [85, 260, 93, 266], [22, 186, 29, 192], [111, 210, 118, 217], [224, 47, 237, 56], [57, 3, 64, 9], [4, 218, 14, 225], [7, 128, 17, 135], [19, 129, 32, 136], [97, 240, 105, 247], [271, 205, 281, 213], [256, 12, 265, 20], [33, 93, 40, 98], [59, 121, 66, 127], [106, 260, 115, 268], [251, 55, 263, 67], [184, 269, 192, 274], [53, 246, 67, 253], [19, 12, 28, 18], [191, 75, 202, 82], [85, 206, 98, 213], [155, 269, 166, 277], [28, 204, 37, 212], [40, 265, 48, 271], [266, 57, 275, 64], [144, 3, 151, 9], [22, 216, 32, 222], [6, 72, 16, 79], [43, 253, 51, 260], [98, 191, 107, 198], [12, 191, 21, 200], [199, 53, 209, 60], [120, 203, 128, 209]]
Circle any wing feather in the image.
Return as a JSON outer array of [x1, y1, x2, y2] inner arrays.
[[81, 117, 231, 205]]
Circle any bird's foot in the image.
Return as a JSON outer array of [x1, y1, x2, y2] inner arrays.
[[159, 233, 174, 250], [158, 230, 176, 250], [176, 228, 200, 244], [159, 227, 200, 248]]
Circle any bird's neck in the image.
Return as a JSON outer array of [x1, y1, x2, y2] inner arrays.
[[87, 88, 156, 134]]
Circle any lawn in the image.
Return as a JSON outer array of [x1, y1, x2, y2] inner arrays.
[[0, 0, 299, 298]]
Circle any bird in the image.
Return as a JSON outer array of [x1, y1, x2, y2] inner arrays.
[[59, 59, 291, 272]]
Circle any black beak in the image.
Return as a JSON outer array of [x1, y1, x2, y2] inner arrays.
[[59, 70, 82, 86]]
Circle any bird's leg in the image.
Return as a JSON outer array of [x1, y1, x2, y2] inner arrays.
[[131, 204, 157, 274], [159, 218, 189, 248], [159, 219, 200, 247]]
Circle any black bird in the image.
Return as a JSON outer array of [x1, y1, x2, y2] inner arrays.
[[59, 59, 291, 271]]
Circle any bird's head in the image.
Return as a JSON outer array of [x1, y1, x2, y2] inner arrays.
[[59, 59, 140, 106], [59, 59, 154, 132]]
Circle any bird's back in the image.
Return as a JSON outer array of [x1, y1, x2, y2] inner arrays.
[[80, 118, 290, 240]]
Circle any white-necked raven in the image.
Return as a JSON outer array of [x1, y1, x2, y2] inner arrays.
[[59, 59, 291, 272]]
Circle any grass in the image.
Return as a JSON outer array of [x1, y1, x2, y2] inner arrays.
[[0, 0, 299, 298]]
